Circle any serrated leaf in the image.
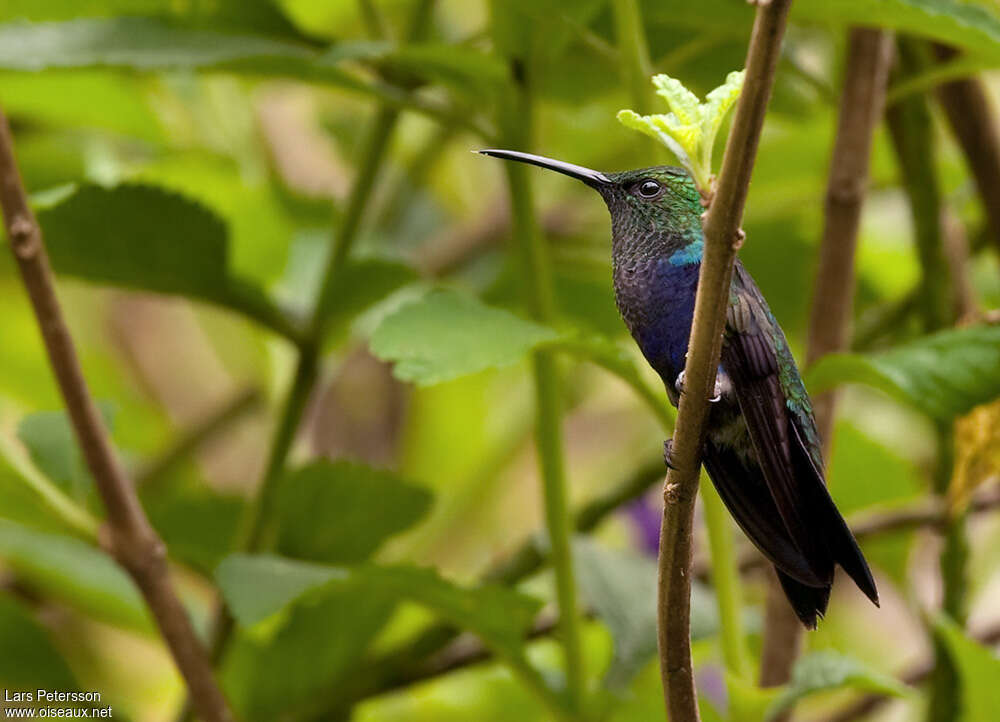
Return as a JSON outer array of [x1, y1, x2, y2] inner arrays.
[[933, 615, 1000, 722], [369, 290, 560, 385], [766, 651, 908, 720], [0, 520, 149, 631], [274, 460, 432, 564], [700, 69, 745, 168], [573, 538, 717, 690], [35, 183, 295, 338], [652, 75, 702, 125], [805, 325, 1000, 423], [0, 593, 77, 692], [619, 71, 744, 191]]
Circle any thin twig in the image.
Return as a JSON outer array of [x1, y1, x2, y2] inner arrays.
[[760, 27, 893, 691], [136, 387, 262, 489], [0, 110, 235, 722], [657, 2, 793, 719]]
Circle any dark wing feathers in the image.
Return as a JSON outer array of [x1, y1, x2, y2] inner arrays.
[[702, 440, 825, 587], [719, 263, 878, 608]]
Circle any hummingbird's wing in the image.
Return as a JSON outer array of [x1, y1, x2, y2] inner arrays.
[[720, 262, 879, 607]]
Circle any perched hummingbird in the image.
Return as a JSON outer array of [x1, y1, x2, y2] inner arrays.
[[479, 149, 878, 628]]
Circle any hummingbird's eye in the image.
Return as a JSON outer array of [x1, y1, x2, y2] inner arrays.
[[637, 179, 662, 199]]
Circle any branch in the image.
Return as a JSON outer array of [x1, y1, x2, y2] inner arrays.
[[760, 27, 893, 691], [0, 110, 235, 722], [656, 1, 793, 718], [933, 44, 1000, 260]]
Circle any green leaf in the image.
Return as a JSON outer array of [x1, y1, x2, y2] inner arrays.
[[320, 257, 418, 342], [0, 593, 77, 691], [0, 0, 310, 41], [275, 460, 432, 564], [767, 651, 908, 720], [215, 554, 543, 662], [17, 408, 113, 504], [933, 615, 1000, 722], [215, 554, 345, 628], [146, 486, 244, 575], [223, 585, 394, 722], [792, 0, 1000, 61], [370, 290, 560, 385], [573, 538, 717, 690], [0, 17, 312, 71], [0, 520, 149, 630], [618, 70, 745, 191], [36, 183, 297, 340], [805, 325, 1000, 423]]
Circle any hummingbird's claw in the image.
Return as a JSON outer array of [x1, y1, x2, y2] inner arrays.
[[709, 377, 723, 403], [663, 439, 677, 470], [674, 370, 686, 395]]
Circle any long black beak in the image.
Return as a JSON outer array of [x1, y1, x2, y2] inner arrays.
[[476, 149, 611, 189]]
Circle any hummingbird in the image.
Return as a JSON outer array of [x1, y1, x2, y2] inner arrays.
[[478, 149, 878, 628]]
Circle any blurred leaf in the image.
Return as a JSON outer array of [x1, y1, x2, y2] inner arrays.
[[933, 615, 1000, 722], [146, 486, 244, 575], [216, 554, 543, 662], [320, 257, 419, 342], [0, 593, 77, 691], [766, 651, 907, 720], [805, 325, 1000, 423], [36, 183, 296, 339], [223, 585, 394, 722], [17, 407, 113, 505], [0, 0, 309, 40], [370, 290, 559, 385], [793, 0, 1000, 60], [949, 397, 1000, 513], [827, 423, 924, 583], [727, 673, 781, 722], [133, 155, 299, 287], [573, 538, 717, 690], [0, 70, 163, 142], [0, 520, 149, 631], [275, 460, 432, 564], [216, 555, 344, 628], [0, 18, 312, 71]]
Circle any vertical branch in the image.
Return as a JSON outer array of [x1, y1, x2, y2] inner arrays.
[[887, 39, 953, 333], [498, 67, 585, 710], [759, 28, 892, 690], [0, 110, 235, 722], [933, 44, 1000, 261], [656, 1, 793, 719], [611, 0, 653, 114], [700, 477, 752, 678]]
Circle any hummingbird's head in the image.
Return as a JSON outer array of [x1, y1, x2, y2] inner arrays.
[[476, 149, 703, 240]]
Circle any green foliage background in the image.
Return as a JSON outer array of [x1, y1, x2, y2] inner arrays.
[[0, 1, 999, 721]]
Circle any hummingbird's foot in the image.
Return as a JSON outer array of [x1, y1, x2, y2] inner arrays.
[[709, 377, 723, 403], [675, 369, 726, 402], [663, 439, 677, 470]]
